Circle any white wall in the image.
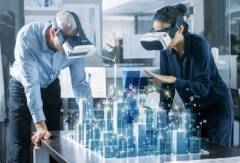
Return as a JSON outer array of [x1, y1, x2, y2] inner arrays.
[[102, 16, 134, 47], [192, 0, 204, 35]]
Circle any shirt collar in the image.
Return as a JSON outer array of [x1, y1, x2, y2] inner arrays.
[[183, 32, 191, 56], [42, 22, 56, 53], [168, 32, 191, 58]]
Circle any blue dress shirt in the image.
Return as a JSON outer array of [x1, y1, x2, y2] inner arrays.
[[10, 22, 92, 123]]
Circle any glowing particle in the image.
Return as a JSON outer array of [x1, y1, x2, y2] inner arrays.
[[165, 91, 170, 97], [174, 105, 179, 110], [190, 96, 194, 101]]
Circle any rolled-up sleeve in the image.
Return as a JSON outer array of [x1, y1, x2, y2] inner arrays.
[[15, 33, 45, 123], [69, 58, 93, 114]]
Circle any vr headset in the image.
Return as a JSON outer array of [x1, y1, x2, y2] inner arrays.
[[140, 17, 184, 51], [52, 11, 96, 58]]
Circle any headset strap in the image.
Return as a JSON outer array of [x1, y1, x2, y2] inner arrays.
[[69, 11, 90, 44], [52, 18, 65, 45], [52, 11, 92, 45]]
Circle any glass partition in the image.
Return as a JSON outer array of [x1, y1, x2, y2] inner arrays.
[[228, 0, 240, 88]]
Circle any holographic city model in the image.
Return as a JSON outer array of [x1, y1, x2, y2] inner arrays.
[[65, 71, 203, 159]]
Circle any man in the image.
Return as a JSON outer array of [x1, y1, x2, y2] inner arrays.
[[8, 11, 93, 163]]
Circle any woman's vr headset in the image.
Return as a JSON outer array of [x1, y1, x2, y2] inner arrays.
[[140, 17, 184, 51], [52, 11, 96, 58]]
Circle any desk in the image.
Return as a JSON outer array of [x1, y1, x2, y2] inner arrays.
[[33, 131, 240, 163]]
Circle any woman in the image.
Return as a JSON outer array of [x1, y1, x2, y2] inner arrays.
[[145, 4, 233, 146]]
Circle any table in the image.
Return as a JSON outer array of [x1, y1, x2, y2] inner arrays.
[[33, 131, 240, 163]]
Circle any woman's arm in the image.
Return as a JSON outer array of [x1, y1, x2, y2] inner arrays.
[[174, 40, 211, 96]]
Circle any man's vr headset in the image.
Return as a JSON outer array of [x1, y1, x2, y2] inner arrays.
[[140, 17, 184, 51], [52, 11, 96, 58]]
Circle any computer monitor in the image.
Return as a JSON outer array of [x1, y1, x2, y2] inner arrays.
[[122, 70, 141, 94]]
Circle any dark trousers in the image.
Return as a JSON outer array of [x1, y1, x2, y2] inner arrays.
[[201, 93, 234, 146], [7, 76, 62, 163]]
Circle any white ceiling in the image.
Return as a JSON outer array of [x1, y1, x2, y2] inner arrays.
[[102, 0, 131, 10], [102, 0, 190, 15]]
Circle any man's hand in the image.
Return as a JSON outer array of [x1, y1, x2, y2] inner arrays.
[[144, 70, 176, 84], [31, 121, 51, 147]]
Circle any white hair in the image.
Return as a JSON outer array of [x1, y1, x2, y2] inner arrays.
[[55, 10, 77, 32]]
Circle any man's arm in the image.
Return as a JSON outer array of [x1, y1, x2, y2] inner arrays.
[[69, 58, 94, 118], [15, 32, 50, 146]]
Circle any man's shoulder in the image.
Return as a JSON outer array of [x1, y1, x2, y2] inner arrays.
[[16, 22, 49, 52], [17, 22, 46, 38], [187, 33, 211, 59]]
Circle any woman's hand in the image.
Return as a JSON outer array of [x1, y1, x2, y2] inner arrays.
[[144, 70, 176, 84]]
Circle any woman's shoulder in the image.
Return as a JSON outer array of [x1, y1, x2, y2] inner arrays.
[[188, 33, 210, 47], [187, 33, 211, 58], [160, 49, 172, 58]]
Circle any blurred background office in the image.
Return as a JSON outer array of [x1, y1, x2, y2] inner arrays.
[[0, 0, 239, 162]]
